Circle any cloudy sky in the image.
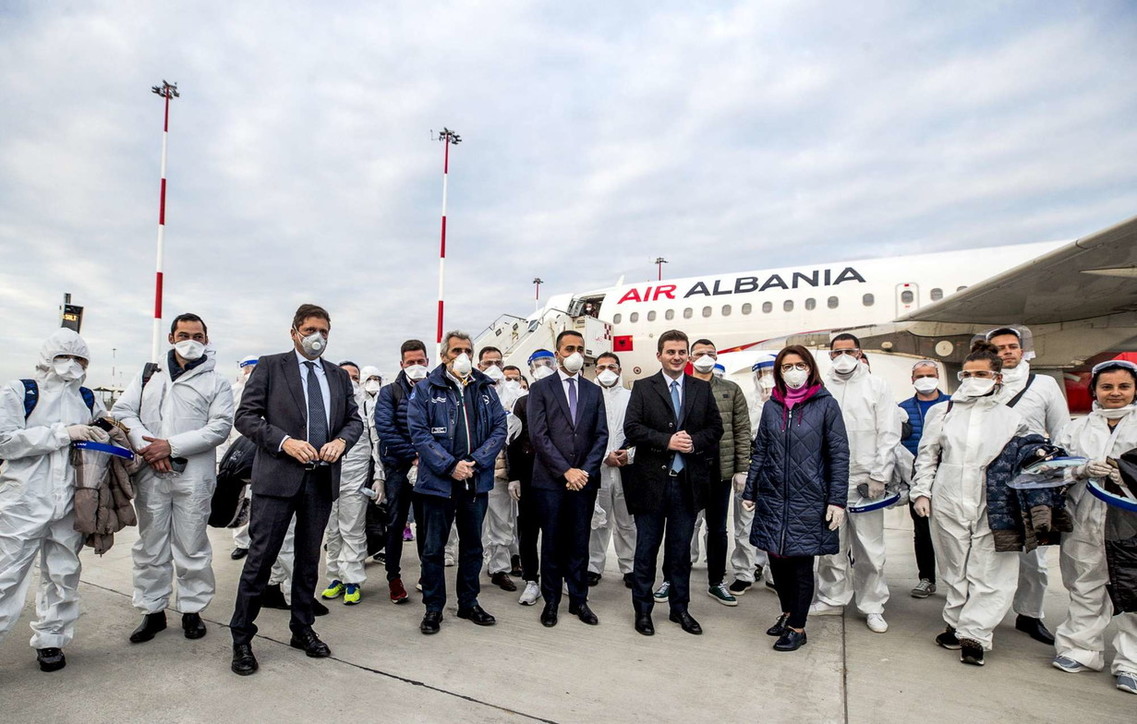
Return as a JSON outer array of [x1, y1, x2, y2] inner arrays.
[[2, 1, 1135, 387]]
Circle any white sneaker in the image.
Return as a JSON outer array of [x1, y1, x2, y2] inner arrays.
[[518, 581, 541, 606], [808, 601, 844, 616], [866, 613, 888, 633]]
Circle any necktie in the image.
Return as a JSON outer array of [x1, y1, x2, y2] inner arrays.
[[670, 380, 684, 472], [566, 377, 578, 424], [304, 361, 329, 449]]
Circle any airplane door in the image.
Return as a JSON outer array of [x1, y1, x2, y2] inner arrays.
[[896, 283, 919, 316]]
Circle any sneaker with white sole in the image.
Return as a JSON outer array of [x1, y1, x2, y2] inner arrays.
[[808, 601, 844, 616], [960, 638, 985, 666], [653, 581, 671, 601], [866, 613, 888, 633], [707, 584, 738, 607], [1117, 671, 1137, 694], [518, 581, 541, 606], [1052, 655, 1091, 673], [728, 579, 753, 596], [910, 579, 936, 599]]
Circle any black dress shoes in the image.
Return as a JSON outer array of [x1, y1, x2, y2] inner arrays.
[[774, 628, 807, 652], [231, 643, 258, 675], [540, 603, 559, 627], [182, 612, 207, 639], [669, 610, 703, 635], [766, 613, 789, 637], [37, 647, 66, 672], [586, 572, 602, 587], [420, 610, 443, 635], [259, 583, 289, 610], [491, 572, 517, 592], [130, 612, 168, 643], [569, 602, 599, 625], [290, 629, 331, 657], [1015, 615, 1055, 645], [230, 547, 248, 560], [457, 604, 496, 626], [634, 614, 655, 636]]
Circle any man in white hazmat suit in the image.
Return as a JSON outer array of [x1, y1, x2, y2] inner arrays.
[[478, 346, 523, 592], [987, 327, 1069, 645], [319, 362, 383, 605], [228, 354, 259, 560], [0, 328, 108, 672], [588, 352, 635, 588], [812, 333, 900, 633], [113, 313, 234, 643]]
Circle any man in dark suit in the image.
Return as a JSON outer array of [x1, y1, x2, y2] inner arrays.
[[229, 304, 363, 675], [623, 329, 723, 636], [528, 331, 609, 627]]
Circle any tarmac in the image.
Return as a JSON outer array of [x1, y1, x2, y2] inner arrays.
[[2, 507, 1134, 723]]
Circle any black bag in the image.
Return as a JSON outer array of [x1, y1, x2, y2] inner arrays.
[[210, 436, 256, 528]]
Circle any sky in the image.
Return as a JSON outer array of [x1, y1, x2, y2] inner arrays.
[[2, 1, 1136, 387]]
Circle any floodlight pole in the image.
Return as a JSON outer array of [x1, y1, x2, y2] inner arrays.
[[533, 277, 543, 311], [150, 80, 179, 363], [435, 128, 461, 358], [655, 257, 668, 281]]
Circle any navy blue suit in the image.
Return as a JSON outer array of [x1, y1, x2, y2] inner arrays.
[[527, 371, 608, 607]]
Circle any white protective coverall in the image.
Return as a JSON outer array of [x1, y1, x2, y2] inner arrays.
[[589, 381, 635, 576], [113, 351, 234, 615], [816, 364, 900, 614], [913, 391, 1029, 649], [996, 363, 1070, 621], [483, 380, 523, 575], [225, 368, 253, 550], [323, 380, 383, 585], [1054, 406, 1137, 672], [733, 384, 772, 584], [0, 330, 106, 649]]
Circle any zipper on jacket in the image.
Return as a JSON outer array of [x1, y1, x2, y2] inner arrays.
[[780, 406, 793, 554]]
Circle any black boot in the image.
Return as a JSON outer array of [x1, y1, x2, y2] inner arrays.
[[129, 612, 168, 643], [182, 612, 207, 639], [37, 647, 66, 672]]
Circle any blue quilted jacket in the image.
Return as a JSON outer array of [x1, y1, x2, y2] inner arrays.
[[984, 434, 1071, 552], [743, 386, 850, 557]]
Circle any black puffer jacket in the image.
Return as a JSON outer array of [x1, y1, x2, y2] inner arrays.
[[743, 386, 850, 557]]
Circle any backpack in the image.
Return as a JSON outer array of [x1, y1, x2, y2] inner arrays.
[[21, 379, 95, 420]]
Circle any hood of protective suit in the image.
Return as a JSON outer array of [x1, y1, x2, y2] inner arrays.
[[35, 328, 91, 387]]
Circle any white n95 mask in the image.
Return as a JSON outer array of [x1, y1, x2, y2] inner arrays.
[[300, 331, 326, 358], [405, 364, 428, 381], [52, 358, 85, 382], [959, 378, 997, 397], [692, 355, 716, 373], [783, 369, 809, 389], [597, 370, 620, 387], [451, 353, 472, 377], [562, 352, 584, 374], [831, 354, 858, 375], [484, 364, 505, 382], [174, 340, 205, 361], [913, 377, 939, 394]]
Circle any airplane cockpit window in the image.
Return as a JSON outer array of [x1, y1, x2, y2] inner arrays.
[[683, 308, 693, 319], [630, 312, 639, 323], [665, 309, 675, 320], [741, 303, 752, 315], [721, 305, 731, 316], [783, 300, 794, 312], [613, 313, 622, 324], [828, 296, 839, 309], [762, 302, 773, 314], [702, 306, 712, 318], [647, 311, 657, 321], [930, 287, 943, 301], [805, 298, 816, 311], [863, 293, 875, 306]]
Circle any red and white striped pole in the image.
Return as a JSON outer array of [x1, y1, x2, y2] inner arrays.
[[435, 128, 461, 359], [150, 81, 179, 363]]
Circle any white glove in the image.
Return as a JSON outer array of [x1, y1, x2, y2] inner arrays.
[[913, 496, 931, 518], [370, 480, 386, 505], [867, 479, 886, 499], [732, 472, 748, 493], [67, 424, 97, 441], [1086, 460, 1120, 483], [825, 505, 846, 530], [507, 480, 521, 501]]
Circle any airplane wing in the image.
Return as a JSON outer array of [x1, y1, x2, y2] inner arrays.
[[898, 214, 1137, 325]]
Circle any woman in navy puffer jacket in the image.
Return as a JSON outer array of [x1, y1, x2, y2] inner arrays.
[[743, 345, 850, 651]]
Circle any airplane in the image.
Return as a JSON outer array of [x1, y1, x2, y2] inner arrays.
[[475, 214, 1137, 412]]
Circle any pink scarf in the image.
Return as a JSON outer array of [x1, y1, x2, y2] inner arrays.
[[775, 383, 821, 410]]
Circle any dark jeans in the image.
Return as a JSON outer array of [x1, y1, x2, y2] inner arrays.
[[417, 486, 488, 612], [230, 468, 333, 645], [703, 477, 732, 586], [384, 467, 424, 582], [632, 474, 697, 616], [909, 502, 936, 583], [769, 555, 814, 630], [517, 480, 540, 582], [536, 487, 597, 607]]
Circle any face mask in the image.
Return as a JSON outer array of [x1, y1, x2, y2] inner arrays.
[[597, 370, 620, 388], [503, 380, 522, 395], [913, 377, 939, 394], [484, 364, 505, 382], [959, 378, 997, 397], [758, 375, 775, 391], [174, 340, 205, 361], [298, 331, 326, 358], [351, 380, 361, 394], [532, 365, 555, 381], [783, 368, 809, 389], [562, 352, 584, 374], [451, 353, 472, 378], [831, 354, 858, 375], [53, 358, 85, 382], [364, 380, 382, 395], [405, 364, 428, 381], [692, 355, 716, 373], [1095, 402, 1136, 419]]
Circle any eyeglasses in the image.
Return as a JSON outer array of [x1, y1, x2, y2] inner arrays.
[[481, 360, 504, 368], [780, 363, 810, 373], [829, 349, 861, 358], [957, 370, 997, 380]]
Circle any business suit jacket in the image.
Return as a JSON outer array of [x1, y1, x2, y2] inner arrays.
[[527, 372, 609, 492], [234, 350, 364, 499], [623, 371, 723, 515]]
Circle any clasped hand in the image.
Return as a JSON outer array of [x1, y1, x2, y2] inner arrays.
[[667, 431, 694, 453], [283, 437, 345, 465]]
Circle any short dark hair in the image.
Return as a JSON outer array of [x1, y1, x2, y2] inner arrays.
[[966, 340, 1003, 372], [503, 365, 521, 374], [773, 345, 822, 394], [657, 329, 689, 354], [987, 327, 1021, 342], [692, 338, 715, 350], [400, 339, 427, 360], [555, 330, 585, 349], [830, 333, 861, 350], [170, 313, 207, 336], [293, 304, 331, 330], [338, 360, 359, 371], [597, 352, 621, 367], [478, 346, 503, 362]]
